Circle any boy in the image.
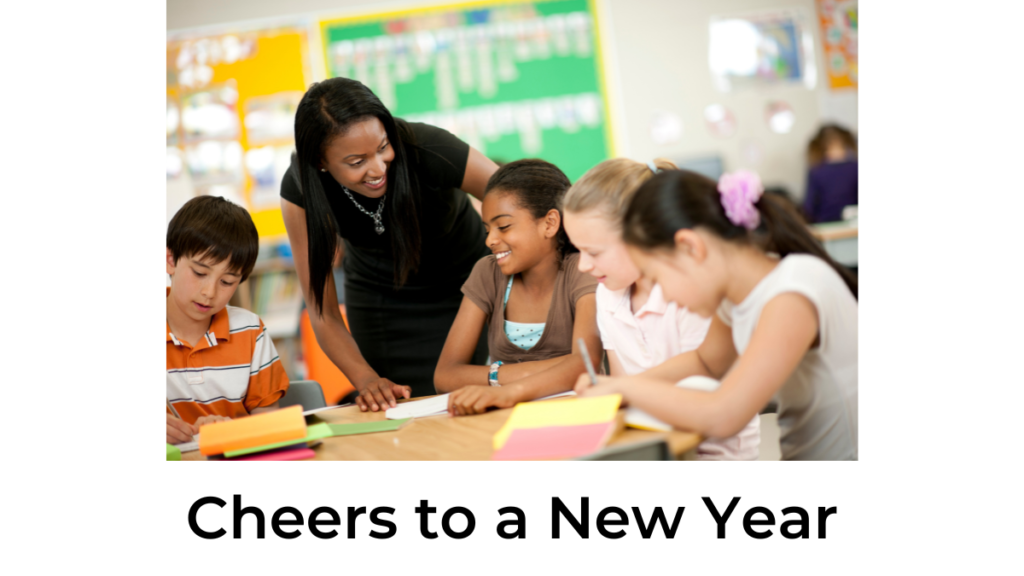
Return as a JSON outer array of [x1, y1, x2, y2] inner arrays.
[[166, 196, 289, 444]]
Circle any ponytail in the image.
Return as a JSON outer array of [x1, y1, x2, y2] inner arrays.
[[756, 193, 858, 298], [622, 169, 857, 299]]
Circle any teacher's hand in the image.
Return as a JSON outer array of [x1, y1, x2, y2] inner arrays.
[[355, 377, 411, 412]]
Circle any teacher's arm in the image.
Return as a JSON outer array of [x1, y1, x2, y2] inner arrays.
[[460, 147, 500, 201], [281, 198, 411, 412]]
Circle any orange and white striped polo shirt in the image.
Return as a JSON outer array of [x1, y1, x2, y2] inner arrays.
[[166, 301, 289, 425]]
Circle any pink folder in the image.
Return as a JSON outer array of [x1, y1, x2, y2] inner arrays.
[[226, 446, 316, 461], [492, 422, 616, 460]]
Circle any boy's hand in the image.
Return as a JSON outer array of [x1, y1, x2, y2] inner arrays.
[[448, 385, 521, 416], [356, 377, 411, 412], [194, 415, 232, 428], [166, 414, 198, 444]]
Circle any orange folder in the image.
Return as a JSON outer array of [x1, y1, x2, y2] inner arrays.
[[198, 405, 306, 456]]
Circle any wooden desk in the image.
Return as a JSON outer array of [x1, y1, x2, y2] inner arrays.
[[183, 398, 702, 461]]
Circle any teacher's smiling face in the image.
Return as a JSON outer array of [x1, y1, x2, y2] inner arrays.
[[321, 117, 395, 199]]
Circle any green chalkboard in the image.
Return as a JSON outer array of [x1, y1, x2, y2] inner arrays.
[[320, 0, 612, 182]]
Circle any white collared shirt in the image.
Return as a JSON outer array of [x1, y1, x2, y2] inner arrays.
[[596, 283, 711, 375], [596, 282, 761, 461]]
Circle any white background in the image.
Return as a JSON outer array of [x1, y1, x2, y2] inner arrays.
[[3, 1, 1023, 574]]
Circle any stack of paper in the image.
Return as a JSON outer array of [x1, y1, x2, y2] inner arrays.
[[197, 407, 413, 461], [198, 406, 308, 456], [624, 407, 671, 432], [384, 391, 576, 421], [385, 394, 450, 419], [491, 394, 623, 460]]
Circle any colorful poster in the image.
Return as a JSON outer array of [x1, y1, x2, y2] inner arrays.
[[817, 0, 858, 90], [167, 26, 312, 238], [319, 0, 613, 182], [708, 10, 817, 92]]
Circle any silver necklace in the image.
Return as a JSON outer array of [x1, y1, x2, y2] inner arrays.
[[341, 186, 386, 235]]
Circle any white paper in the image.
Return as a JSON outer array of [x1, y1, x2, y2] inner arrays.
[[537, 390, 576, 401], [385, 394, 451, 420], [174, 434, 200, 453], [624, 407, 672, 432], [384, 390, 575, 420], [302, 403, 353, 417]]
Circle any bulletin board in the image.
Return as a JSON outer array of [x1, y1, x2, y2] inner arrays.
[[816, 0, 858, 90], [319, 0, 615, 182], [167, 26, 313, 238]]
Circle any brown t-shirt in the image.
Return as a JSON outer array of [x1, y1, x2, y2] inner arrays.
[[461, 252, 597, 364]]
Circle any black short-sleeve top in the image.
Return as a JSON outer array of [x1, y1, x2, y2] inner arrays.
[[281, 121, 490, 299]]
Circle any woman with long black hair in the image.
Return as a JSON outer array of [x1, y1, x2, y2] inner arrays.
[[281, 77, 497, 411]]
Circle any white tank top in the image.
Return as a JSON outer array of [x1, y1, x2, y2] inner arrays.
[[718, 254, 858, 460]]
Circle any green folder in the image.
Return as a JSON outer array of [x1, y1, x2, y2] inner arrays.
[[166, 443, 181, 461], [223, 419, 411, 458], [327, 419, 410, 437]]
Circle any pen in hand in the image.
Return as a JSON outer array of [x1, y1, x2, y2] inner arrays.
[[577, 337, 599, 386]]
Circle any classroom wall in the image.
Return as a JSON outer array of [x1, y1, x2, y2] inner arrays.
[[168, 0, 858, 200]]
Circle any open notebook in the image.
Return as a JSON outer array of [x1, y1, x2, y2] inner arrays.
[[385, 390, 576, 420]]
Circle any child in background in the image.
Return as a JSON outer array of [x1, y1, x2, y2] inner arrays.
[[562, 158, 760, 460], [803, 123, 858, 223], [577, 169, 858, 461], [435, 159, 600, 415], [166, 196, 289, 444]]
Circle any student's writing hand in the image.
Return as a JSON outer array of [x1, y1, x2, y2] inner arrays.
[[573, 373, 616, 395], [575, 375, 623, 401], [194, 415, 232, 428], [166, 414, 198, 444], [355, 377, 411, 412], [448, 385, 521, 416]]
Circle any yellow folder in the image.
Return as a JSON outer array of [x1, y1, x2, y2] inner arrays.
[[493, 394, 622, 450], [198, 406, 306, 456]]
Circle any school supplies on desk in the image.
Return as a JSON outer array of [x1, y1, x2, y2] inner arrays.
[[229, 446, 316, 461], [493, 394, 622, 450], [166, 443, 181, 461], [385, 394, 450, 419], [492, 421, 619, 460], [577, 337, 599, 386], [224, 423, 334, 458], [221, 419, 412, 459], [198, 405, 306, 456], [624, 407, 671, 432], [174, 434, 200, 453], [327, 419, 411, 436], [302, 403, 353, 417]]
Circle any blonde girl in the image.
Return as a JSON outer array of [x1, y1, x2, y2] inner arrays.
[[577, 169, 858, 461], [562, 158, 760, 460]]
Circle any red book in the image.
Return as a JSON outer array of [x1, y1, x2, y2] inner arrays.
[[492, 422, 616, 460]]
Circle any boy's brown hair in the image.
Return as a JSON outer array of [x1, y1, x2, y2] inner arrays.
[[167, 196, 259, 281]]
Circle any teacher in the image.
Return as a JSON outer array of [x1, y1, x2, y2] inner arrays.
[[281, 77, 497, 411]]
